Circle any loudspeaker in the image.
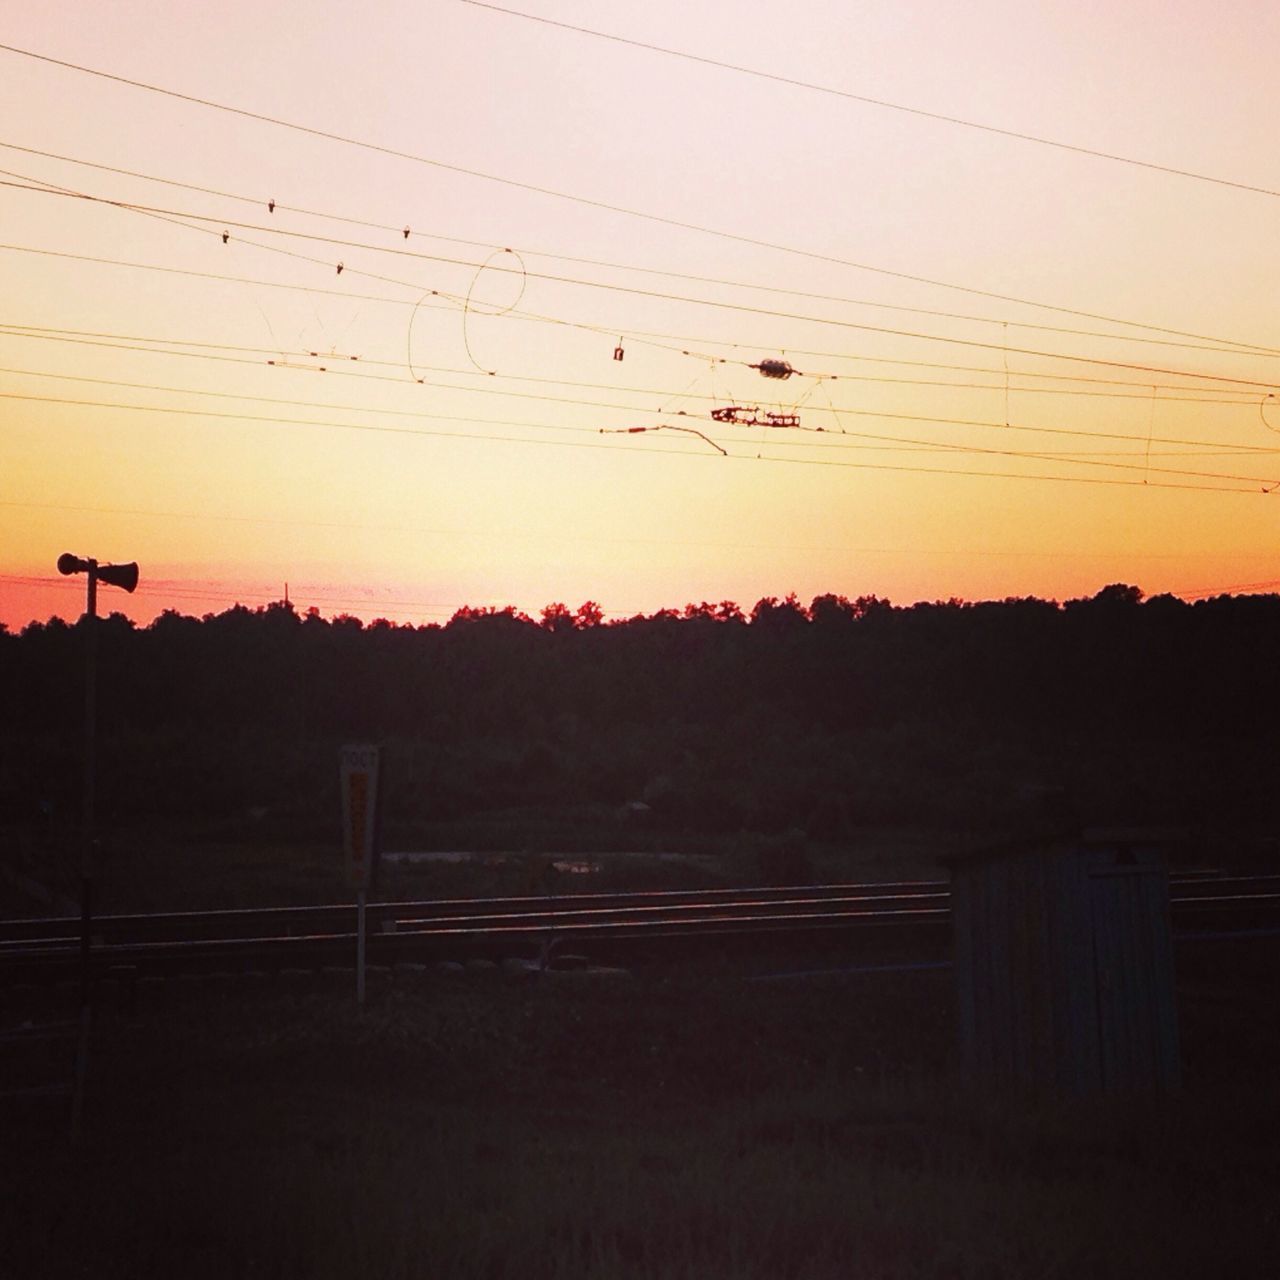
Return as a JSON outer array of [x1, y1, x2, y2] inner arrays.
[[97, 562, 139, 594], [58, 553, 139, 593]]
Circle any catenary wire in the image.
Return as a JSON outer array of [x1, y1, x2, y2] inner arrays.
[[1176, 576, 1280, 600], [3, 348, 1276, 457], [2, 37, 1273, 334], [1, 311, 1264, 400], [1, 233, 1275, 393], [0, 506, 1238, 563], [0, 322, 1264, 412], [0, 572, 460, 619], [2, 388, 1274, 491], [1, 140, 1273, 356], [5, 238, 1274, 391], [7, 174, 1280, 365], [460, 1, 1280, 202]]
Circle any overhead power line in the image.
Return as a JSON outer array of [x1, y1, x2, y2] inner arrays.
[[2, 387, 1274, 493], [13, 173, 1279, 360], [2, 348, 1275, 457], [1, 320, 1264, 407], [0, 508, 1236, 564], [18, 359, 1257, 461], [2, 237, 1275, 393], [0, 38, 1268, 334], [0, 171, 487, 331], [1, 139, 1273, 355], [679, 412, 1280, 484], [0, 240, 458, 317], [0, 572, 461, 620], [460, 1, 1280, 202], [1, 313, 1267, 400], [5, 159, 1277, 393], [1176, 576, 1280, 601]]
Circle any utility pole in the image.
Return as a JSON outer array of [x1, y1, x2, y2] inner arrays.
[[56, 552, 138, 1139]]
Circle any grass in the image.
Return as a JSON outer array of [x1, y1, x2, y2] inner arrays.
[[5, 807, 1233, 919], [1, 820, 980, 919], [3, 963, 1278, 1279]]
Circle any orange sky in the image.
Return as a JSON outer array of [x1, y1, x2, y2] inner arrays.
[[3, 0, 1279, 629]]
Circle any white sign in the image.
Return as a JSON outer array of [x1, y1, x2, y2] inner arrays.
[[340, 744, 381, 890]]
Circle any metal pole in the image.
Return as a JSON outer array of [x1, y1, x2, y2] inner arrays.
[[72, 563, 98, 1143], [356, 888, 366, 1005], [79, 563, 97, 1006]]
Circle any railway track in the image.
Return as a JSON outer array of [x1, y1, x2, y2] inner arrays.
[[1, 871, 1277, 985]]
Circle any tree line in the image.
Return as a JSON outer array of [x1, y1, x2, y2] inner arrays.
[[2, 584, 1278, 838]]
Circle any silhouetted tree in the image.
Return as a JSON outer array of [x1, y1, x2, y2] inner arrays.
[[6, 588, 1280, 837], [539, 603, 576, 633]]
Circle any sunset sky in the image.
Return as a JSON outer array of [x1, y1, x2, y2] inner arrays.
[[3, 0, 1279, 628]]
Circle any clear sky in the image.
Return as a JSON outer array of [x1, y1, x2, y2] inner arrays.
[[3, 0, 1279, 627]]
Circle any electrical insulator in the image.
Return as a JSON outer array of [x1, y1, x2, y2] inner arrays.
[[756, 358, 794, 380]]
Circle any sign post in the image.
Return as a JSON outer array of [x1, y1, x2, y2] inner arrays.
[[357, 887, 365, 1006], [340, 744, 381, 1005]]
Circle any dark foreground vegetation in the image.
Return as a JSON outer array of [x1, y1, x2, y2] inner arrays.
[[4, 586, 1279, 1276], [3, 952, 1277, 1280], [3, 585, 1280, 882]]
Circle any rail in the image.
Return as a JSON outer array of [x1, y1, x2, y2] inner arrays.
[[1, 871, 1276, 984]]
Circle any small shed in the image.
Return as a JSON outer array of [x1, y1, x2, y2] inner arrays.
[[948, 828, 1181, 1095]]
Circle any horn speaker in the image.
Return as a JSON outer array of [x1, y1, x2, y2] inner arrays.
[[97, 562, 139, 593], [57, 554, 139, 593], [57, 552, 89, 576]]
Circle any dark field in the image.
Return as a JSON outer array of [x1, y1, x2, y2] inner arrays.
[[0, 827, 956, 919], [5, 594, 1280, 1275], [4, 950, 1278, 1280]]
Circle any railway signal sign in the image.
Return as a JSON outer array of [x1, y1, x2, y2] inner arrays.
[[340, 744, 381, 891]]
